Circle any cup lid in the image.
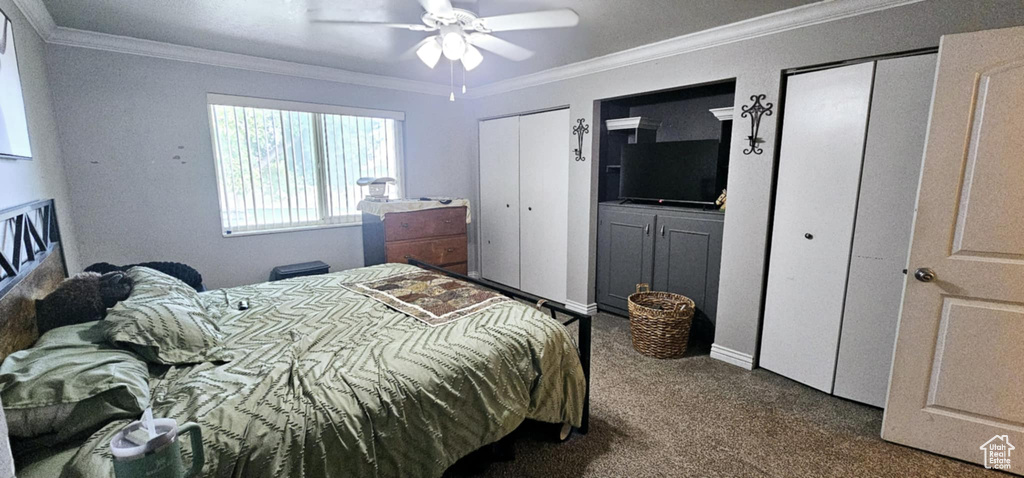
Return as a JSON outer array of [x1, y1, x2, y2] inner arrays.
[[110, 418, 178, 458]]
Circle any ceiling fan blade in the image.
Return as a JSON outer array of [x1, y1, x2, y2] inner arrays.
[[474, 9, 579, 32], [311, 20, 433, 31], [418, 0, 454, 18], [400, 37, 434, 60], [466, 33, 534, 61]]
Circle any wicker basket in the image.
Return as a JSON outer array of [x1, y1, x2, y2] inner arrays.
[[627, 284, 695, 359]]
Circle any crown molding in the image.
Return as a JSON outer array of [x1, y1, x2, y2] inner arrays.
[[466, 0, 926, 98], [11, 0, 449, 96], [12, 0, 924, 99], [11, 0, 57, 41], [45, 27, 452, 96]]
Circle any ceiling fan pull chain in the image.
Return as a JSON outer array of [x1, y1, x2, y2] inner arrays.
[[446, 59, 454, 101], [462, 63, 467, 94]]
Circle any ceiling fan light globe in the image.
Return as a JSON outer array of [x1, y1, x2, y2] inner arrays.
[[441, 32, 466, 61], [462, 44, 483, 71], [416, 37, 443, 68]]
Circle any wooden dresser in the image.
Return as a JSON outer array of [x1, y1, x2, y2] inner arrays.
[[361, 206, 468, 274]]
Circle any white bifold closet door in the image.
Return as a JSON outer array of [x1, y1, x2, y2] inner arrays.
[[478, 108, 569, 303], [519, 109, 569, 303], [479, 116, 521, 288], [760, 55, 936, 404], [832, 54, 936, 407], [759, 62, 876, 392]]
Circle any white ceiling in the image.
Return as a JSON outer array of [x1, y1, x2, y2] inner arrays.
[[39, 0, 822, 86]]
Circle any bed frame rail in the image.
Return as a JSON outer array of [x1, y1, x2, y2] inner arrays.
[[406, 258, 591, 434]]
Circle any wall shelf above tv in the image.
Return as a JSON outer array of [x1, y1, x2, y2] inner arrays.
[[605, 116, 662, 132], [709, 107, 735, 121]]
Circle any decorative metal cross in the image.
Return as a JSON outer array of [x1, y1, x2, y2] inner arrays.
[[741, 94, 774, 155], [573, 118, 590, 162]]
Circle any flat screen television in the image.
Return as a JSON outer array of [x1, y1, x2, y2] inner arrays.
[[618, 140, 724, 205]]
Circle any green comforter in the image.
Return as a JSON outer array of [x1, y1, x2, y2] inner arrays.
[[63, 264, 585, 477]]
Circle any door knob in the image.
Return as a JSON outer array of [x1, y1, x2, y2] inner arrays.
[[914, 268, 936, 282]]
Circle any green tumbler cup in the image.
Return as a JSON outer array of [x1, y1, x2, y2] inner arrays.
[[110, 418, 204, 478]]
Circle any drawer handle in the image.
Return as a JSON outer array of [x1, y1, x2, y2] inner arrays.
[[661, 225, 665, 236], [401, 222, 410, 228], [446, 248, 455, 253]]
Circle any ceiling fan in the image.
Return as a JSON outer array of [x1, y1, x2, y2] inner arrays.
[[312, 0, 579, 74]]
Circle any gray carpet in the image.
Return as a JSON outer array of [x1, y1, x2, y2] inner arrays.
[[465, 313, 1001, 478]]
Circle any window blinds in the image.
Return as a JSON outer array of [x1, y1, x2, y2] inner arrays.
[[208, 100, 403, 236]]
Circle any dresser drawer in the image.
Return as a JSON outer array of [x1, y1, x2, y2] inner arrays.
[[384, 207, 467, 242], [443, 262, 469, 275], [386, 235, 468, 266]]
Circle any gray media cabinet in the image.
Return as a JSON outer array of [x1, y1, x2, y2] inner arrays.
[[596, 201, 724, 324]]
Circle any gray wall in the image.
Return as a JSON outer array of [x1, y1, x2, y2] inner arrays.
[[0, 0, 79, 270], [468, 0, 1024, 364], [45, 46, 476, 288]]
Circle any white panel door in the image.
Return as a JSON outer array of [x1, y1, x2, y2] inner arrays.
[[759, 62, 875, 392], [478, 116, 521, 288], [883, 27, 1024, 473], [832, 54, 937, 407], [518, 108, 569, 303]]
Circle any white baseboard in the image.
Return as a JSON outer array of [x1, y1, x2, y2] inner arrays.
[[710, 343, 755, 370], [564, 300, 598, 316], [468, 271, 481, 279]]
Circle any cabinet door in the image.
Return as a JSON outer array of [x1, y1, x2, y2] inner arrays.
[[652, 213, 724, 324], [597, 206, 655, 312], [479, 116, 521, 288], [519, 109, 570, 302], [759, 62, 875, 393]]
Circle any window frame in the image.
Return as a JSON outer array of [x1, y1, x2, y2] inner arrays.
[[206, 94, 407, 238]]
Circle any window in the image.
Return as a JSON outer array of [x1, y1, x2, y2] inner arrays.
[[207, 94, 405, 236]]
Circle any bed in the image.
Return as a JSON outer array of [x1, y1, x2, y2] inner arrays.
[[0, 199, 591, 478]]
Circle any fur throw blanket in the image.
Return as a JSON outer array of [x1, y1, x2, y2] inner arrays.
[[34, 271, 133, 335], [85, 261, 204, 292]]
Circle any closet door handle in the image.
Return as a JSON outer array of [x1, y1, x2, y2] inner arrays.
[[660, 225, 665, 236], [645, 224, 650, 235]]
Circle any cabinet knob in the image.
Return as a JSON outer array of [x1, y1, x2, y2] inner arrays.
[[506, 204, 509, 208], [804, 233, 813, 240], [444, 219, 452, 224], [446, 247, 455, 253], [528, 207, 532, 211], [401, 222, 410, 228]]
